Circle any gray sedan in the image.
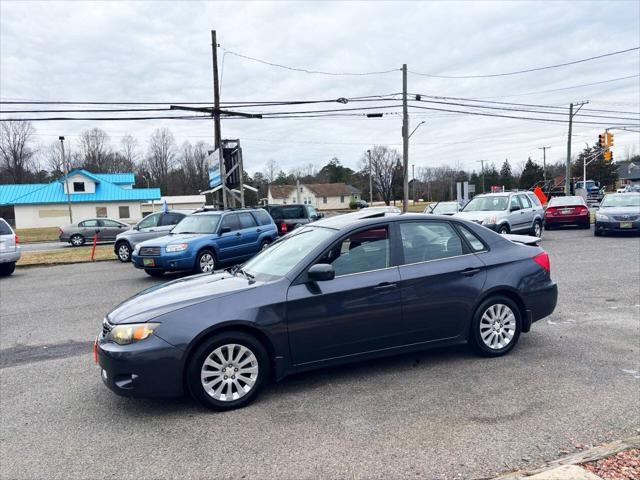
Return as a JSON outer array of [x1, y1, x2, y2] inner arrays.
[[59, 218, 131, 246]]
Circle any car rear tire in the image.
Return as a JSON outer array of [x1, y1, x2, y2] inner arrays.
[[144, 269, 164, 277], [531, 221, 542, 238], [469, 296, 522, 357], [0, 262, 16, 276], [116, 242, 131, 262], [70, 234, 85, 247], [259, 239, 272, 251], [544, 224, 552, 231], [195, 249, 216, 274], [187, 331, 270, 411], [594, 229, 602, 236], [582, 222, 591, 229], [498, 224, 510, 235]]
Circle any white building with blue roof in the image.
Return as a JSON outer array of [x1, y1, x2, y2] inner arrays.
[[0, 169, 161, 228]]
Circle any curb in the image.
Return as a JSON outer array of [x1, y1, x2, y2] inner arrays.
[[490, 435, 640, 479]]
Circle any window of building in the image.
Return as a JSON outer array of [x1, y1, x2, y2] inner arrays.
[[73, 182, 85, 192], [96, 207, 107, 218], [118, 206, 130, 219], [317, 226, 390, 276], [340, 195, 345, 203], [399, 222, 464, 264], [323, 196, 327, 204]]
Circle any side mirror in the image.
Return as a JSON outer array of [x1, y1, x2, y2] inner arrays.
[[220, 226, 231, 234], [308, 263, 335, 282], [510, 205, 521, 212]]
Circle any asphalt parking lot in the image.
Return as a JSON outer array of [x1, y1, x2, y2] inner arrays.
[[1, 228, 639, 480]]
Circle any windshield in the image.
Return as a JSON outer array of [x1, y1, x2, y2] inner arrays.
[[171, 214, 220, 234], [243, 227, 334, 279], [462, 196, 509, 212], [577, 181, 596, 188], [601, 194, 640, 208], [548, 196, 584, 207], [430, 202, 458, 214]]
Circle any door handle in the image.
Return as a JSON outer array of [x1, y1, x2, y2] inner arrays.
[[373, 282, 397, 291], [461, 268, 481, 277], [235, 232, 242, 237], [256, 228, 262, 233]]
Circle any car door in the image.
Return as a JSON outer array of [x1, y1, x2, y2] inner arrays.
[[80, 219, 102, 240], [216, 214, 243, 261], [134, 212, 162, 243], [517, 194, 535, 231], [286, 224, 404, 365], [507, 195, 527, 231], [396, 220, 487, 342], [237, 212, 259, 256], [100, 219, 127, 240]]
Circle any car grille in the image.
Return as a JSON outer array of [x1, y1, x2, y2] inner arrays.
[[613, 215, 638, 221], [139, 246, 161, 256], [102, 318, 113, 337]]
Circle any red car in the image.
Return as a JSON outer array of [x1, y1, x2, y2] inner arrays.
[[544, 196, 590, 230]]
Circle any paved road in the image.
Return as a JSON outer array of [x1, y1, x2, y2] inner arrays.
[[20, 240, 114, 252], [1, 229, 639, 480]]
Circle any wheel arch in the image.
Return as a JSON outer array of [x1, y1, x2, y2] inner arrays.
[[194, 245, 218, 268], [470, 287, 528, 336]]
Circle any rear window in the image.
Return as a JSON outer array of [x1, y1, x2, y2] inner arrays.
[[457, 224, 487, 252], [527, 193, 542, 207], [548, 196, 584, 207], [271, 206, 304, 220], [0, 219, 12, 235]]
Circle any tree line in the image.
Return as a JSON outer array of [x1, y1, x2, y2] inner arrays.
[[0, 121, 626, 205]]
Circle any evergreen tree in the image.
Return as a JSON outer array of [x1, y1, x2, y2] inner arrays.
[[519, 157, 544, 189], [500, 159, 513, 189]]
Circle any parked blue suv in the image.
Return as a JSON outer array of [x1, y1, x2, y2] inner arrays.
[[131, 208, 278, 277]]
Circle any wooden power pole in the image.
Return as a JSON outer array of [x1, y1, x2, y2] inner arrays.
[[565, 101, 588, 195], [211, 30, 227, 209], [402, 64, 409, 213]]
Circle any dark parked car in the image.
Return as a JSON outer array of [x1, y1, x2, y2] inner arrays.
[[114, 209, 193, 262], [594, 192, 640, 236], [263, 204, 322, 235], [544, 196, 590, 230], [59, 218, 131, 246], [96, 212, 558, 410], [130, 208, 278, 276]]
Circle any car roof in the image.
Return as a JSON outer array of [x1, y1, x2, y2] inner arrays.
[[312, 211, 457, 230]]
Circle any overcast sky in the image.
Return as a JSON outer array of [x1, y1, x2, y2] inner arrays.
[[1, 0, 639, 177]]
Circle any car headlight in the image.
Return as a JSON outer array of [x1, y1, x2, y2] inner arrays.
[[105, 322, 160, 345], [133, 244, 141, 254], [595, 212, 609, 221], [166, 243, 188, 253], [482, 215, 497, 225]]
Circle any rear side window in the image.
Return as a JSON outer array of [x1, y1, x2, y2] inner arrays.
[[159, 213, 184, 226], [0, 219, 12, 235], [527, 193, 542, 207], [519, 194, 532, 208], [252, 210, 273, 226], [400, 222, 464, 264], [457, 224, 487, 252], [238, 212, 257, 229], [221, 214, 240, 232]]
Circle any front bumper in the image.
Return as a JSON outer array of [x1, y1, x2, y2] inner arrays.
[[96, 332, 185, 397], [131, 251, 196, 271], [594, 220, 640, 234]]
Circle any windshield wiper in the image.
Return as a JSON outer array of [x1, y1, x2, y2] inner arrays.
[[236, 268, 255, 282]]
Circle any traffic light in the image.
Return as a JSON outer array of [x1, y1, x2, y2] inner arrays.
[[598, 133, 606, 148], [603, 150, 612, 162], [606, 132, 614, 147]]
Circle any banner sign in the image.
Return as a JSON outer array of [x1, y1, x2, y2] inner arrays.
[[207, 149, 222, 188]]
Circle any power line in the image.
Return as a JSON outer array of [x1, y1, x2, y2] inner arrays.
[[408, 47, 639, 78], [0, 115, 211, 122], [0, 108, 174, 113]]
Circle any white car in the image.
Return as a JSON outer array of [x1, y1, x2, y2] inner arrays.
[[0, 218, 21, 276]]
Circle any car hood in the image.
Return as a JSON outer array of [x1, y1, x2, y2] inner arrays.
[[455, 210, 504, 222], [137, 233, 210, 247], [107, 271, 255, 324], [599, 206, 640, 216]]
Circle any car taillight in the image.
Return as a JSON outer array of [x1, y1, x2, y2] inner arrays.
[[577, 206, 588, 215], [533, 251, 550, 273], [545, 207, 557, 216], [280, 222, 287, 233]]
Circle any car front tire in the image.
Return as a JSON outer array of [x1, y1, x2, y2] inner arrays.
[[195, 249, 216, 274], [259, 239, 271, 251], [187, 331, 270, 411], [498, 224, 510, 234], [0, 262, 16, 276], [116, 242, 131, 262], [469, 296, 522, 357], [531, 221, 542, 238], [70, 234, 85, 247]]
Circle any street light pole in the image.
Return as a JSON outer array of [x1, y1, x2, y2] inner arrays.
[[59, 136, 73, 223], [538, 146, 550, 185], [412, 164, 415, 205], [367, 149, 373, 204], [477, 160, 486, 193]]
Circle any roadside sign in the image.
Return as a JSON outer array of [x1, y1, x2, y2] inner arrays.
[[207, 149, 222, 188]]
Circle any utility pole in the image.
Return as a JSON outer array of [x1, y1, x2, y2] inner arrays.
[[538, 146, 550, 184], [402, 63, 409, 213], [412, 164, 416, 205], [565, 101, 588, 195], [367, 149, 373, 204], [59, 136, 73, 223], [211, 30, 227, 209], [477, 160, 486, 193]]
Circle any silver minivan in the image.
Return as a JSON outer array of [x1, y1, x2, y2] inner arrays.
[[454, 191, 545, 237], [0, 218, 21, 276]]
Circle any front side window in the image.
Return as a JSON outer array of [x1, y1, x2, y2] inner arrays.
[[220, 214, 240, 232], [138, 212, 161, 229], [172, 214, 220, 234], [73, 182, 85, 192], [95, 207, 107, 218], [510, 196, 522, 210], [400, 222, 464, 264], [317, 226, 390, 276]]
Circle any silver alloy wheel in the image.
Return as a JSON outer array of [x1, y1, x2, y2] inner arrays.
[[479, 303, 516, 350], [533, 222, 542, 237], [199, 252, 215, 273], [261, 241, 270, 251], [71, 235, 83, 246], [200, 344, 259, 402], [117, 244, 130, 261]]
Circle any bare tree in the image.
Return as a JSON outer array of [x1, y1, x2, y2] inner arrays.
[[42, 141, 65, 177], [0, 121, 36, 183], [263, 159, 279, 184], [78, 128, 112, 172], [360, 145, 400, 205], [120, 135, 139, 165], [146, 128, 176, 193]]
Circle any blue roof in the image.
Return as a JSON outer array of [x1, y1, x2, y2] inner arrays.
[[0, 170, 160, 206], [93, 173, 136, 185]]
